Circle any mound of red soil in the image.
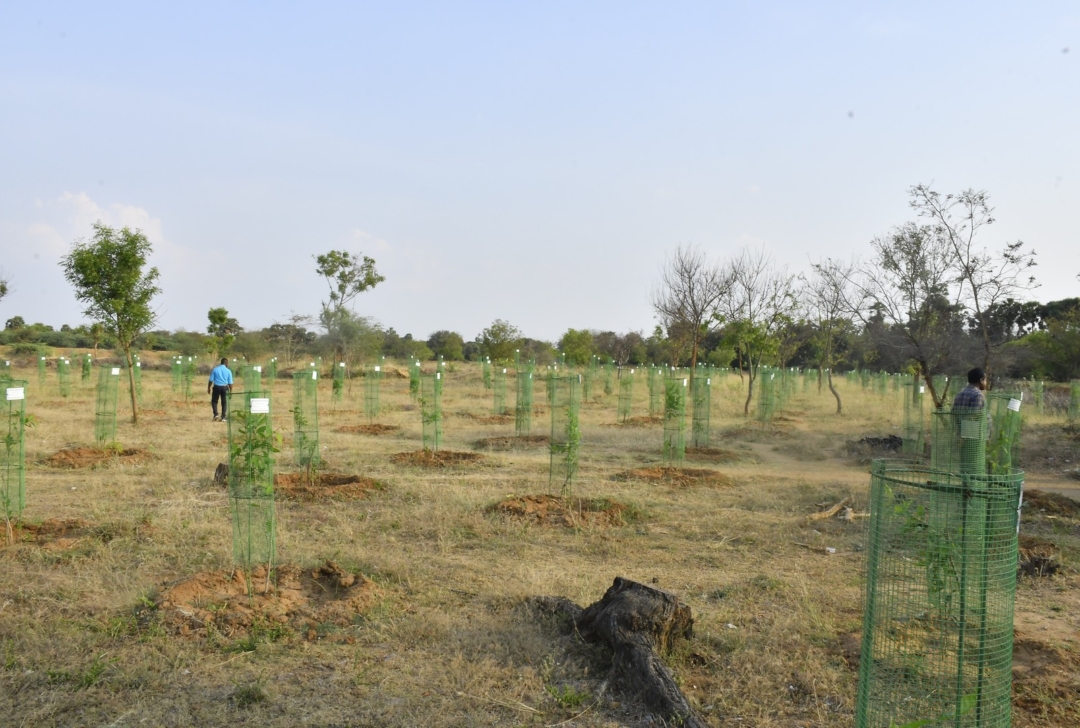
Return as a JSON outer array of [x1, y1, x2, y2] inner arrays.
[[456, 411, 513, 424], [1023, 489, 1080, 518], [156, 561, 381, 639], [473, 435, 548, 451], [1018, 534, 1061, 577], [43, 447, 154, 469], [487, 494, 630, 527], [389, 450, 484, 467], [613, 466, 734, 488], [684, 447, 741, 463], [335, 424, 401, 435], [272, 473, 382, 501], [603, 416, 663, 428]]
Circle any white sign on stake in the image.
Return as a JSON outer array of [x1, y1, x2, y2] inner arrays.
[[111, 367, 120, 375], [250, 398, 270, 414], [1008, 398, 1021, 412], [375, 366, 381, 372], [312, 371, 318, 380], [6, 387, 25, 401], [254, 366, 261, 372], [436, 372, 441, 380]]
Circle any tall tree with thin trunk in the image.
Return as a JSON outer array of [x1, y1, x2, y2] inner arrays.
[[805, 258, 858, 414], [721, 248, 797, 415], [651, 245, 732, 387], [60, 223, 160, 425]]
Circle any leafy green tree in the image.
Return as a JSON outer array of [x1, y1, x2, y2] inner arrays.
[[426, 330, 465, 361], [558, 329, 594, 366], [0, 269, 10, 306], [60, 223, 160, 424], [207, 307, 242, 358], [4, 316, 24, 331], [314, 250, 384, 312], [478, 319, 522, 363]]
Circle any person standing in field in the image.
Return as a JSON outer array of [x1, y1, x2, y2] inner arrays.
[[953, 368, 987, 410], [208, 357, 234, 422]]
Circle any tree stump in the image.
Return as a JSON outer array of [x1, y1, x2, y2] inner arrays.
[[532, 577, 708, 728], [213, 463, 228, 485]]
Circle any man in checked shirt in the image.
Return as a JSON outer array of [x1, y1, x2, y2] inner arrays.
[[953, 368, 988, 410]]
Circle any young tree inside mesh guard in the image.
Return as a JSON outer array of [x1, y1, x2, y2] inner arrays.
[[2, 381, 28, 543], [60, 223, 161, 424], [549, 375, 581, 496], [95, 365, 120, 444], [227, 391, 277, 576], [421, 373, 443, 451], [292, 371, 320, 474]]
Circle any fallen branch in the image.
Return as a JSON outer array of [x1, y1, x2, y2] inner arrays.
[[809, 497, 851, 521]]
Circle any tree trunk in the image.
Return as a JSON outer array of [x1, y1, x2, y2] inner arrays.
[[688, 336, 699, 392], [123, 345, 139, 424], [827, 367, 841, 415], [531, 577, 707, 728], [743, 354, 756, 415]]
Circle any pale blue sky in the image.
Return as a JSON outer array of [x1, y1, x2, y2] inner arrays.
[[1, 2, 1077, 341]]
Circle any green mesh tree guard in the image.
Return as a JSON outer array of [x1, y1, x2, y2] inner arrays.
[[648, 367, 663, 416], [931, 406, 988, 476], [170, 357, 181, 392], [691, 374, 711, 448], [549, 375, 581, 496], [856, 460, 1021, 728], [421, 373, 442, 450], [1032, 381, 1044, 415], [876, 371, 888, 397], [515, 365, 534, 436], [435, 361, 445, 396], [493, 366, 507, 415], [987, 393, 1023, 474], [37, 356, 46, 387], [756, 371, 777, 423], [95, 365, 120, 444], [902, 381, 926, 457], [1070, 380, 1080, 422], [132, 359, 142, 404], [617, 368, 634, 423], [240, 365, 263, 395], [292, 370, 320, 468], [226, 390, 276, 571], [409, 360, 421, 401], [663, 375, 687, 465], [581, 358, 593, 401], [892, 373, 901, 392], [933, 375, 951, 405], [482, 358, 492, 389], [364, 365, 381, 419], [603, 360, 614, 396], [182, 357, 196, 401], [81, 354, 92, 384], [2, 380, 27, 522], [268, 358, 278, 381], [333, 361, 346, 403], [58, 358, 72, 398]]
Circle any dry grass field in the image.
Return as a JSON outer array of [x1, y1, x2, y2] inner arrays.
[[1, 359, 1078, 727]]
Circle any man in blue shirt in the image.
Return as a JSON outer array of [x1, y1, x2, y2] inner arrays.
[[208, 358, 234, 421]]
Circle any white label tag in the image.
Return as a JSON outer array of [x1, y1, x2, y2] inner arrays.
[[374, 366, 381, 372], [436, 372, 441, 379], [135, 362, 141, 367], [339, 362, 345, 367], [249, 398, 270, 414], [6, 387, 25, 401], [682, 379, 687, 387], [960, 419, 982, 439], [312, 371, 318, 380], [502, 368, 506, 373], [1008, 398, 1021, 412], [111, 367, 120, 375], [254, 366, 261, 372], [707, 378, 711, 385], [919, 386, 925, 393]]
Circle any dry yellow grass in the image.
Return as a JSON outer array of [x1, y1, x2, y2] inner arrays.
[[0, 360, 1077, 727]]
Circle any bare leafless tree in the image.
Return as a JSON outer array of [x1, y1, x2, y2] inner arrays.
[[804, 258, 858, 414], [720, 248, 797, 415], [908, 185, 1038, 378], [651, 245, 732, 385]]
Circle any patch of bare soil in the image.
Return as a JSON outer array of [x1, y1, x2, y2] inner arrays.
[[1019, 535, 1061, 577], [684, 447, 741, 463], [389, 450, 484, 467], [156, 561, 381, 640], [335, 424, 401, 435], [43, 447, 154, 469], [272, 473, 382, 501], [602, 415, 663, 428], [1021, 423, 1080, 474], [3, 518, 153, 551], [473, 435, 548, 451], [613, 466, 734, 488], [1012, 632, 1080, 723], [1023, 489, 1080, 518], [455, 411, 513, 424], [486, 494, 631, 527]]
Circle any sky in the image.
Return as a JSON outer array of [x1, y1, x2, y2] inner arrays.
[[1, 2, 1077, 341]]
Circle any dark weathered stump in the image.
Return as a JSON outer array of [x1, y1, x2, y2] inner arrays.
[[213, 463, 228, 485], [532, 576, 707, 728]]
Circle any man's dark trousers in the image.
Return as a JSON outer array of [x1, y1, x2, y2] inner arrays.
[[212, 386, 229, 419]]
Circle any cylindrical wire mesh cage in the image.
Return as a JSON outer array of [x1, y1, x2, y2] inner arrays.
[[493, 367, 507, 415], [2, 380, 27, 521], [856, 460, 1021, 728], [292, 371, 320, 467], [95, 364, 120, 444], [1069, 380, 1080, 422], [691, 374, 711, 449], [663, 374, 687, 465], [515, 366, 533, 436], [549, 375, 581, 495], [617, 368, 634, 423], [225, 390, 276, 570], [902, 381, 926, 457], [421, 373, 442, 450], [364, 365, 381, 419], [931, 406, 988, 476]]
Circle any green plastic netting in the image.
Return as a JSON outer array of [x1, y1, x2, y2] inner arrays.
[[482, 359, 492, 389], [421, 373, 443, 450], [756, 371, 777, 423], [663, 374, 687, 465], [987, 393, 1024, 474], [931, 406, 988, 476], [515, 364, 534, 436], [365, 364, 381, 419], [226, 390, 276, 571], [81, 354, 92, 384], [58, 357, 72, 398], [409, 360, 421, 401], [2, 380, 27, 521], [856, 459, 1021, 728], [95, 364, 120, 444], [617, 368, 634, 424], [691, 374, 711, 449], [170, 357, 181, 391], [493, 366, 507, 415], [902, 381, 925, 457], [1070, 380, 1080, 422], [1032, 381, 1044, 415], [333, 361, 346, 403], [548, 375, 581, 496], [37, 356, 46, 387], [292, 370, 320, 467], [648, 367, 663, 416]]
